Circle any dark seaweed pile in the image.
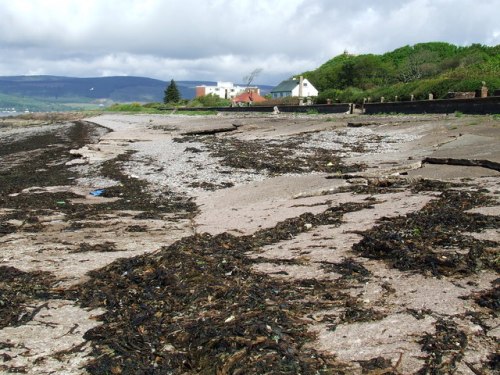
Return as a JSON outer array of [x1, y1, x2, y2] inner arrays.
[[418, 319, 468, 374], [0, 121, 101, 198], [474, 279, 500, 311], [0, 120, 197, 333], [0, 266, 57, 329], [353, 189, 499, 277], [320, 258, 372, 283], [177, 135, 364, 175], [70, 241, 121, 253], [71, 203, 373, 374], [0, 121, 196, 233]]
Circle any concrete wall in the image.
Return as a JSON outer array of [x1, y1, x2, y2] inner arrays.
[[167, 97, 499, 115], [176, 103, 350, 114], [364, 96, 500, 115]]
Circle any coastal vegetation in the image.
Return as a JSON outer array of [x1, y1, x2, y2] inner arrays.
[[302, 42, 500, 103]]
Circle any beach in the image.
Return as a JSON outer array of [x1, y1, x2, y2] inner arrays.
[[0, 112, 499, 374]]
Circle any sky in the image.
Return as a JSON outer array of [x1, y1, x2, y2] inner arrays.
[[0, 0, 499, 85]]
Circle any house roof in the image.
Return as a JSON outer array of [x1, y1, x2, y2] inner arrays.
[[233, 91, 266, 103], [270, 79, 299, 93]]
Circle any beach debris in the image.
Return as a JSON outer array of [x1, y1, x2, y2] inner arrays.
[[181, 124, 239, 136], [89, 189, 106, 197]]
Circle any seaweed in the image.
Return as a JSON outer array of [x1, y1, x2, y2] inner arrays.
[[418, 319, 467, 374], [320, 258, 372, 282], [473, 279, 500, 311], [358, 356, 394, 374], [0, 266, 57, 329], [70, 241, 121, 253], [352, 190, 499, 277], [69, 202, 372, 374], [176, 134, 364, 176]]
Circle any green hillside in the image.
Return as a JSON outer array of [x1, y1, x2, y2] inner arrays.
[[302, 42, 500, 103]]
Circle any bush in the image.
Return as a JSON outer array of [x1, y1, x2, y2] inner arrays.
[[194, 94, 231, 107]]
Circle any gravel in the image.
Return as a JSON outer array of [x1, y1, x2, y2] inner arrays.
[[303, 127, 422, 157], [124, 137, 268, 196], [117, 124, 422, 197]]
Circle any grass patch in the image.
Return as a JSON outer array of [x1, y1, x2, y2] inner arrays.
[[176, 110, 218, 116], [106, 103, 165, 113]]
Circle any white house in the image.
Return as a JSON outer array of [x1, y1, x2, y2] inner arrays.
[[270, 76, 318, 99], [195, 81, 260, 99]]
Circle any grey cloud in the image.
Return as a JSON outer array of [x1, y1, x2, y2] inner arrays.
[[0, 0, 498, 84]]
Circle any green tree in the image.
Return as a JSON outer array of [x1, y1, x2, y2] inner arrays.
[[164, 79, 180, 104]]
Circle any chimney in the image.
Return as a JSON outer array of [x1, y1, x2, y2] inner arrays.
[[299, 76, 304, 98]]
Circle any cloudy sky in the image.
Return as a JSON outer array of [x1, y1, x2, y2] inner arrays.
[[1, 0, 499, 85]]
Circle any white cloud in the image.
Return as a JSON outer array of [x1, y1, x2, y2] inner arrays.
[[0, 0, 498, 84]]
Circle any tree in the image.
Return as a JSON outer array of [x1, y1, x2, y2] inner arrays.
[[164, 79, 180, 104], [243, 68, 262, 88]]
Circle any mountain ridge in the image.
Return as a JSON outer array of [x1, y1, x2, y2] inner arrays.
[[0, 75, 274, 112]]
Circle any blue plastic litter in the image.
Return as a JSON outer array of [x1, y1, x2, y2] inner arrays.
[[90, 189, 105, 197]]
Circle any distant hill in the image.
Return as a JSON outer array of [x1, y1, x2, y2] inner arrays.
[[0, 75, 274, 112], [302, 42, 500, 103]]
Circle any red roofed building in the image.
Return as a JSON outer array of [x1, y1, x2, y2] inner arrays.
[[232, 90, 266, 104]]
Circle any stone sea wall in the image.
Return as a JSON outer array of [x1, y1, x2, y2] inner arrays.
[[170, 96, 500, 115], [363, 96, 500, 115]]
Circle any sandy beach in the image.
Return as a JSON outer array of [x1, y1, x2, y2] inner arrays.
[[0, 112, 498, 374]]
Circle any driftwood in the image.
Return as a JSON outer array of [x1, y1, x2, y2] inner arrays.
[[181, 124, 239, 136], [347, 122, 382, 128], [422, 157, 500, 172]]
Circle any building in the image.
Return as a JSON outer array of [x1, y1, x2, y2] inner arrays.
[[270, 76, 318, 99], [232, 91, 266, 105], [195, 81, 260, 100]]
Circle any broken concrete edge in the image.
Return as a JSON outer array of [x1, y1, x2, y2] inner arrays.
[[423, 157, 500, 172]]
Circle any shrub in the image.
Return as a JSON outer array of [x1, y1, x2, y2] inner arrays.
[[195, 94, 231, 107]]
